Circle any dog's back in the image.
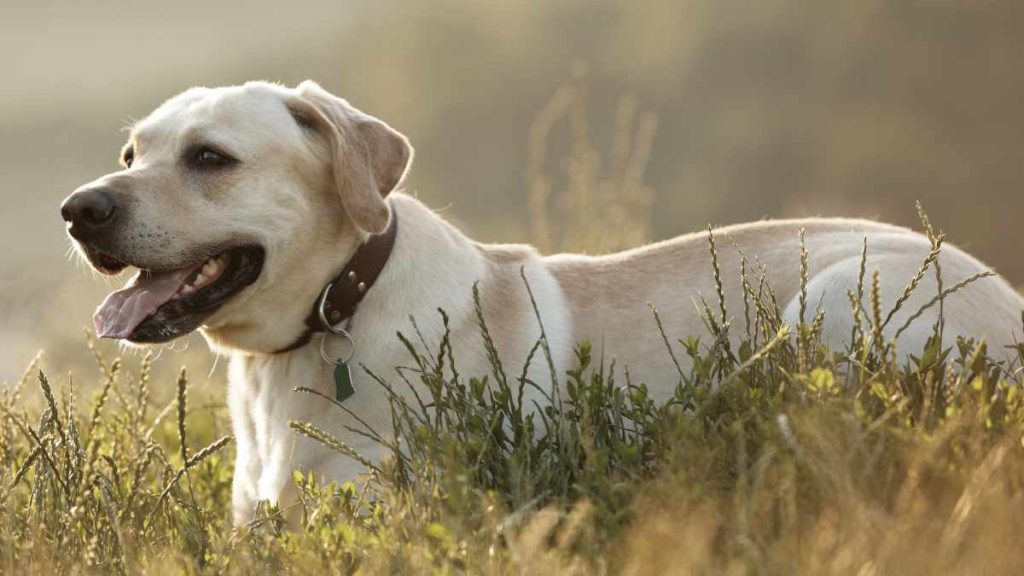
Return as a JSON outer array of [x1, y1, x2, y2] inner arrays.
[[545, 218, 1024, 392]]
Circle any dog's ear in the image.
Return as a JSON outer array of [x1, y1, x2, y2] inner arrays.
[[286, 80, 413, 234]]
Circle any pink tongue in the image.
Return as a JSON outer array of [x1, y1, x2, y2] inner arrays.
[[94, 268, 195, 339]]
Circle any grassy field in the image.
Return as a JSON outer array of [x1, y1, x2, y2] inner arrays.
[[4, 80, 1024, 574], [2, 211, 1024, 575]]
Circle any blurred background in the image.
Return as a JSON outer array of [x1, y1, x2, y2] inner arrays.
[[2, 0, 1024, 384]]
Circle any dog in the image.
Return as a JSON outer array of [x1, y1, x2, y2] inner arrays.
[[61, 80, 1024, 525]]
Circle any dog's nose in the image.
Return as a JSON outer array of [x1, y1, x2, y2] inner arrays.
[[61, 188, 121, 240]]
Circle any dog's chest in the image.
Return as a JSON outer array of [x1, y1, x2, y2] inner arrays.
[[226, 337, 419, 494], [228, 350, 329, 471]]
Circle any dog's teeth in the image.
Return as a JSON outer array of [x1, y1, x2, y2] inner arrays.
[[202, 255, 225, 276], [176, 254, 227, 298]]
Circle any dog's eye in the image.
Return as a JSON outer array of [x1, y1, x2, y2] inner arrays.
[[192, 147, 234, 168], [121, 148, 134, 168]]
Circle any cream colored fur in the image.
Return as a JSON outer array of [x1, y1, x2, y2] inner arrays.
[[65, 81, 1024, 526]]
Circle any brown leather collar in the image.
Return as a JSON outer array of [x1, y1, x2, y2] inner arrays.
[[275, 211, 399, 354]]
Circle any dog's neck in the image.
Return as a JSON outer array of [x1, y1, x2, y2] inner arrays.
[[307, 194, 489, 361], [274, 211, 400, 353]]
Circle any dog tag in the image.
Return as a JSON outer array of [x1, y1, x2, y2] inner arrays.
[[334, 362, 355, 402]]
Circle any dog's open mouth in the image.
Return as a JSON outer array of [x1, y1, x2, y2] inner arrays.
[[93, 246, 264, 343]]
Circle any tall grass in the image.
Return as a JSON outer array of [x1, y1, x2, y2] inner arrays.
[[3, 213, 1023, 573]]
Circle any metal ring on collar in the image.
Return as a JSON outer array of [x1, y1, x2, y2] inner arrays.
[[317, 281, 350, 335], [319, 331, 355, 366], [317, 282, 356, 365]]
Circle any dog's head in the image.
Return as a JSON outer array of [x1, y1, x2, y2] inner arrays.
[[60, 81, 412, 353]]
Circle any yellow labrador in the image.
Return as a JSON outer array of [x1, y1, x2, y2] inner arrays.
[[61, 81, 1024, 525]]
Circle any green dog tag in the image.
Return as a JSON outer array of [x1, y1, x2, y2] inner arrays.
[[334, 362, 356, 402]]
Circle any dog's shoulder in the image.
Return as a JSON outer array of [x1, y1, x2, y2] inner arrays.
[[477, 242, 540, 265]]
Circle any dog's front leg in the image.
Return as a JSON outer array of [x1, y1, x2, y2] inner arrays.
[[232, 431, 314, 527], [231, 438, 261, 526], [227, 356, 272, 527]]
